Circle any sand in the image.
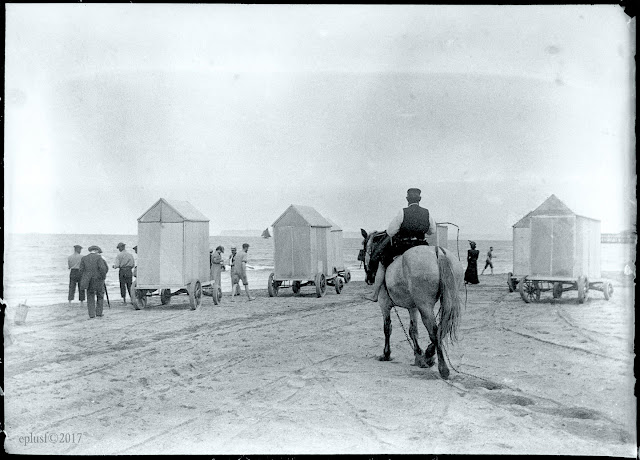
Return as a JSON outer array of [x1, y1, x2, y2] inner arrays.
[[4, 272, 636, 455]]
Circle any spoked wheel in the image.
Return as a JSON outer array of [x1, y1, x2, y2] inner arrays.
[[131, 280, 139, 309], [268, 273, 279, 297], [292, 281, 301, 295], [135, 288, 147, 310], [315, 273, 326, 298], [344, 269, 351, 283], [603, 281, 613, 301], [519, 278, 540, 303], [552, 282, 563, 299], [334, 276, 344, 294], [577, 276, 587, 304], [160, 289, 172, 305], [507, 272, 516, 293], [189, 280, 202, 310]]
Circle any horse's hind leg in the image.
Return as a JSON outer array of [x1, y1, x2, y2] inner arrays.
[[409, 309, 428, 368], [419, 306, 450, 379], [378, 296, 392, 361]]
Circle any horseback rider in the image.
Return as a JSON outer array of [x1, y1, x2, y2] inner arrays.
[[365, 188, 436, 302]]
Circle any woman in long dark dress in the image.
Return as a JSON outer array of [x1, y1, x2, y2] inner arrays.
[[464, 241, 480, 284]]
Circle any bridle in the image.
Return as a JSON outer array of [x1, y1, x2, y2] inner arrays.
[[362, 231, 383, 285]]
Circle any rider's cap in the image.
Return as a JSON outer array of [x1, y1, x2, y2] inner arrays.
[[407, 188, 421, 201], [88, 245, 102, 253], [74, 244, 82, 249]]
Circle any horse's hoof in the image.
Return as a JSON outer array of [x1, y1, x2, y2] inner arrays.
[[425, 356, 436, 368], [378, 355, 391, 362], [439, 366, 450, 380], [414, 355, 428, 368]]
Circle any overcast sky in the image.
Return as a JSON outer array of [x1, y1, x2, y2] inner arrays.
[[5, 4, 636, 239]]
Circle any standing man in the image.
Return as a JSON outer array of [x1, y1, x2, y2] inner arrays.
[[68, 245, 85, 306], [210, 246, 226, 297], [232, 243, 256, 301], [113, 242, 135, 304], [365, 188, 436, 302], [229, 245, 241, 298], [80, 245, 109, 319], [481, 246, 495, 275]]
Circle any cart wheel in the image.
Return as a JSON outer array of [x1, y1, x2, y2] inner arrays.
[[552, 282, 563, 299], [135, 288, 147, 310], [344, 269, 351, 283], [131, 280, 139, 309], [189, 280, 202, 310], [292, 281, 301, 295], [212, 285, 219, 305], [335, 276, 344, 294], [315, 273, 326, 298], [519, 278, 539, 303], [160, 289, 172, 305], [507, 272, 515, 292], [603, 281, 613, 301], [577, 276, 587, 304], [268, 273, 279, 297]]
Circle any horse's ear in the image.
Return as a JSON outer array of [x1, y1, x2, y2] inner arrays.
[[361, 228, 368, 239]]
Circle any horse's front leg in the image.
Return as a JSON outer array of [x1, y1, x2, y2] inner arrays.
[[378, 291, 392, 361], [409, 309, 428, 368]]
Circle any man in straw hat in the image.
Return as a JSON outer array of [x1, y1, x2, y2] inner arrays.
[[113, 242, 135, 304], [365, 188, 436, 302], [80, 246, 109, 319], [68, 244, 85, 306]]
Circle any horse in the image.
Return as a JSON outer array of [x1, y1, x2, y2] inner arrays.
[[361, 229, 464, 379]]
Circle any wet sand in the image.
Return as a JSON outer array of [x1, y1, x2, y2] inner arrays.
[[4, 272, 636, 455]]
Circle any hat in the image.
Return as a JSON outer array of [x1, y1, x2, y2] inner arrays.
[[88, 245, 102, 253], [230, 245, 237, 250], [407, 188, 421, 199], [74, 245, 82, 249], [117, 242, 126, 249]]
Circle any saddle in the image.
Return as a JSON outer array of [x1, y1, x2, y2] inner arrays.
[[372, 233, 428, 268]]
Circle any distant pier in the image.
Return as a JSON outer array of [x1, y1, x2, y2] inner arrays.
[[601, 232, 637, 244]]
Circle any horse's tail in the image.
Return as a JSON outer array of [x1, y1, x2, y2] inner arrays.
[[437, 248, 462, 346]]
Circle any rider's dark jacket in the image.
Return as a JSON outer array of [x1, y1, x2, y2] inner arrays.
[[396, 205, 431, 240], [376, 203, 434, 266]]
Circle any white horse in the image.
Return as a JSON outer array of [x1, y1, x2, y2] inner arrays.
[[361, 229, 464, 379]]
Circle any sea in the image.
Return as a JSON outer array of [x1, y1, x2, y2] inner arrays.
[[2, 233, 635, 307]]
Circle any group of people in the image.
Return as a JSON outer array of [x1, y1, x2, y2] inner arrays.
[[69, 240, 257, 318], [209, 243, 256, 301], [68, 242, 137, 319], [464, 242, 495, 285]]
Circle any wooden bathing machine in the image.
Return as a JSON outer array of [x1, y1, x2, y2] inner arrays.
[[135, 198, 211, 309]]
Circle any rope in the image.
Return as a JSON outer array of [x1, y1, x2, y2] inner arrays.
[[393, 305, 414, 350]]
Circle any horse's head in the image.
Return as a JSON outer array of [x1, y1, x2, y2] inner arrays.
[[360, 228, 380, 285]]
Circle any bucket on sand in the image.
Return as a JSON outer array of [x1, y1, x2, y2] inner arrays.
[[14, 302, 29, 325]]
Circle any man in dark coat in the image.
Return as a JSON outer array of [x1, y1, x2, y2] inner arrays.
[[365, 188, 436, 302], [80, 245, 109, 319]]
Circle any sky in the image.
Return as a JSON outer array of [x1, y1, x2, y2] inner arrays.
[[4, 4, 636, 239]]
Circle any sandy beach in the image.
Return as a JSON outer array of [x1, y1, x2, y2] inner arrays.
[[4, 272, 636, 455]]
